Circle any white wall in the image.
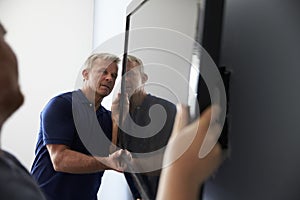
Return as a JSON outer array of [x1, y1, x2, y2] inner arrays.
[[0, 0, 94, 169]]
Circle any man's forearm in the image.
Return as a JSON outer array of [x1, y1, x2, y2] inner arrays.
[[51, 148, 109, 174]]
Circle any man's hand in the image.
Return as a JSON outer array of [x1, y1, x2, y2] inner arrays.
[[98, 149, 132, 172], [156, 104, 224, 200]]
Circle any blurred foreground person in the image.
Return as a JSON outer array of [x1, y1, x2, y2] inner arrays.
[[0, 22, 46, 200]]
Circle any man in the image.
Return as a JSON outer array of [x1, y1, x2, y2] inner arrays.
[[0, 22, 46, 199], [31, 53, 130, 200], [112, 55, 177, 200]]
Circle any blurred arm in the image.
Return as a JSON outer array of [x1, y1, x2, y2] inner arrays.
[[156, 105, 224, 200]]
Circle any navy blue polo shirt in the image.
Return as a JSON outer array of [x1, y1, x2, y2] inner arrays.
[[31, 90, 112, 200]]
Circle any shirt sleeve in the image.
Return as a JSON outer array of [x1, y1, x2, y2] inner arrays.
[[41, 96, 75, 146]]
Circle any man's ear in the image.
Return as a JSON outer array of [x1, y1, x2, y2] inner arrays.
[[142, 73, 148, 83], [82, 69, 89, 80]]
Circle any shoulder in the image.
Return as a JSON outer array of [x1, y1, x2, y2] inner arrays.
[[145, 94, 177, 120], [43, 91, 74, 110], [147, 94, 176, 110], [0, 151, 46, 199], [0, 151, 32, 185], [0, 150, 25, 170], [50, 91, 73, 103]]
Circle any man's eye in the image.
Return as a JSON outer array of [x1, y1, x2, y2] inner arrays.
[[112, 74, 118, 79]]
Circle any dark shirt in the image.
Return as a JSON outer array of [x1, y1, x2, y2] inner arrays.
[[119, 94, 176, 200], [0, 150, 46, 200], [31, 90, 112, 200]]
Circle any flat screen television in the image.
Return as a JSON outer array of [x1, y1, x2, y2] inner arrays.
[[118, 0, 229, 199]]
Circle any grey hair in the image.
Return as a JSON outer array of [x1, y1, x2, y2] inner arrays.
[[83, 53, 120, 70], [127, 54, 145, 74]]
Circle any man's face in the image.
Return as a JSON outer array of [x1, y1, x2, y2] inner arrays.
[[83, 58, 118, 98], [0, 23, 23, 127], [125, 61, 145, 95]]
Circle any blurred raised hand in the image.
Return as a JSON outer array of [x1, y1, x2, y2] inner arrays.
[[156, 104, 224, 200]]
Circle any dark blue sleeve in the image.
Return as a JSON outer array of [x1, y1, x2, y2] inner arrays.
[[41, 96, 75, 146]]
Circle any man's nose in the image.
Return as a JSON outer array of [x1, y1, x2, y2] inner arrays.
[[105, 74, 113, 82]]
